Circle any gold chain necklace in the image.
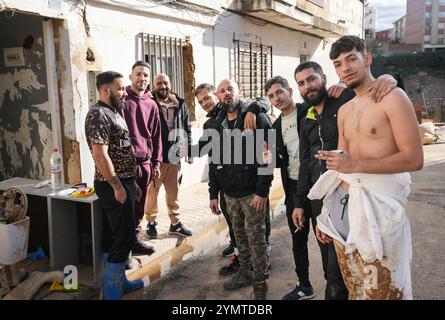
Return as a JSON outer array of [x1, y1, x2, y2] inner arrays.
[[352, 96, 370, 134]]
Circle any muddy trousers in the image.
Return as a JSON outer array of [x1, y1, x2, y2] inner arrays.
[[225, 194, 267, 282]]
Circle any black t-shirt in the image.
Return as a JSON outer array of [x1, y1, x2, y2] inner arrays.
[[227, 118, 237, 130]]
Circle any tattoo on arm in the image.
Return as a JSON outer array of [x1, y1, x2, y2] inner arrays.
[[108, 175, 124, 191]]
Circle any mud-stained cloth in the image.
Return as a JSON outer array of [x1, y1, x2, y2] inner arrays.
[[308, 170, 413, 300]]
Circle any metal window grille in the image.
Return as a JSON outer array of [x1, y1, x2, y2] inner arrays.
[[139, 33, 184, 97], [234, 39, 273, 99]]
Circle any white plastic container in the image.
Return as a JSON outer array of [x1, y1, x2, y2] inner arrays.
[[0, 216, 30, 265]]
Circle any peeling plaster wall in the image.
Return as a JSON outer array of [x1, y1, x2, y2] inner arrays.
[[53, 18, 82, 184], [0, 13, 52, 181], [66, 1, 217, 185]]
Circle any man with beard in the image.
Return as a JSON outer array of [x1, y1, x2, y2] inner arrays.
[[209, 79, 273, 300], [119, 61, 161, 257], [85, 71, 143, 299], [265, 76, 318, 300], [145, 73, 193, 238], [195, 83, 273, 276], [195, 83, 239, 274], [311, 36, 422, 299], [294, 61, 402, 299]]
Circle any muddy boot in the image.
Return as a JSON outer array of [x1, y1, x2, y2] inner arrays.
[[253, 281, 268, 300], [223, 264, 253, 290]]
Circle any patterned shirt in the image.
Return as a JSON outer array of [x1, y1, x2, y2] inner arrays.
[[85, 101, 136, 181]]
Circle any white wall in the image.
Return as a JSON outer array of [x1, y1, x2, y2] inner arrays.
[[64, 1, 214, 185], [329, 0, 364, 37], [5, 0, 363, 187], [71, 5, 316, 185], [209, 13, 343, 102]]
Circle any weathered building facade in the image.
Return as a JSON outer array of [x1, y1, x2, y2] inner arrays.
[[0, 0, 363, 186]]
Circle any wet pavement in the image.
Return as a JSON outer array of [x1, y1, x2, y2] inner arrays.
[[123, 169, 284, 299], [135, 143, 445, 300]]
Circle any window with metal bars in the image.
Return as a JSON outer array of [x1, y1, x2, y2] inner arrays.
[[139, 33, 184, 97], [234, 39, 273, 99]]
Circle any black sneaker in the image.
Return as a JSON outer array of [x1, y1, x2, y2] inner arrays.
[[222, 243, 234, 257], [281, 284, 315, 300], [146, 221, 158, 239], [219, 255, 240, 276], [169, 221, 192, 237], [132, 239, 155, 256]]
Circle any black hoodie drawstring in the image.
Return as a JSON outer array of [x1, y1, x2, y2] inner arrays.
[[340, 194, 349, 220]]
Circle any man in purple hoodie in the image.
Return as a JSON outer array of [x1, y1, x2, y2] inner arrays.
[[120, 61, 162, 255]]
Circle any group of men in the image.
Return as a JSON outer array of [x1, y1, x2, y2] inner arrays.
[[85, 61, 194, 299], [85, 35, 423, 300]]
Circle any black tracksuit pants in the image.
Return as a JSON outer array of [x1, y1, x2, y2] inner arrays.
[[311, 199, 348, 300], [95, 178, 137, 263], [285, 178, 314, 287]]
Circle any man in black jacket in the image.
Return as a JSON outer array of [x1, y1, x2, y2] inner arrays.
[[265, 76, 317, 300], [145, 73, 193, 238], [209, 79, 273, 300], [195, 83, 273, 276], [294, 61, 402, 299], [195, 83, 239, 275]]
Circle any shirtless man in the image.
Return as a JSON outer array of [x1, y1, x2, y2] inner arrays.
[[312, 36, 423, 300]]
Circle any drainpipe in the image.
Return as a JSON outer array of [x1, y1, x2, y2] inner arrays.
[[362, 0, 365, 38]]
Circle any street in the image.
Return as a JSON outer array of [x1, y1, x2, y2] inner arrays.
[[143, 144, 445, 300]]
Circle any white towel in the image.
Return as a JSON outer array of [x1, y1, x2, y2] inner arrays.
[[308, 170, 413, 299]]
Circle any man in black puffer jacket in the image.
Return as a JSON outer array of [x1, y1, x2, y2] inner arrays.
[[208, 79, 273, 300], [194, 83, 272, 277]]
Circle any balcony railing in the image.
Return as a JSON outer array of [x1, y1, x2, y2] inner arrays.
[[226, 0, 356, 38]]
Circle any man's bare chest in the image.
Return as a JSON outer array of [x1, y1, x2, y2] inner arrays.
[[343, 104, 392, 141]]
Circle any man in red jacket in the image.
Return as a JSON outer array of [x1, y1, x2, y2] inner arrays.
[[120, 61, 162, 256]]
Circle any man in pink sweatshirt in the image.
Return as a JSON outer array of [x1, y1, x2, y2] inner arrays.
[[120, 61, 162, 255]]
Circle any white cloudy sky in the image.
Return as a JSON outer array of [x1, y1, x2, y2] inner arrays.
[[368, 0, 407, 31]]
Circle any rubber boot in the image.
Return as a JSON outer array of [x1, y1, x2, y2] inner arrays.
[[103, 261, 125, 300], [126, 252, 133, 270], [102, 253, 143, 296]]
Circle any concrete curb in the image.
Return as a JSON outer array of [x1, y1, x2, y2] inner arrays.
[[126, 183, 286, 292]]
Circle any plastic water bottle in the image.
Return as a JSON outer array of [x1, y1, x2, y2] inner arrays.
[[50, 148, 64, 190]]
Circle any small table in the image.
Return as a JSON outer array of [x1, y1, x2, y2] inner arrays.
[[0, 178, 103, 288]]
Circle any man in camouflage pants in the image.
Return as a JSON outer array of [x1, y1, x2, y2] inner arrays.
[[209, 79, 273, 300]]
